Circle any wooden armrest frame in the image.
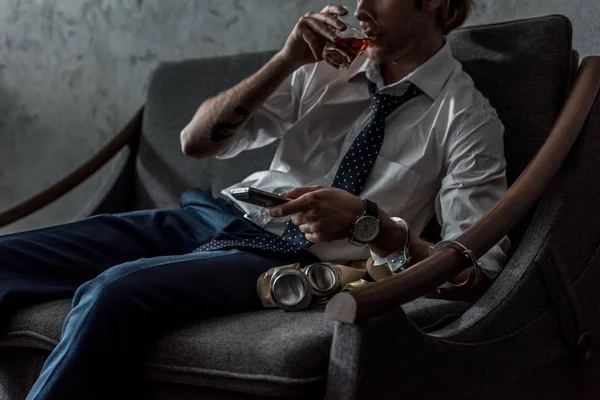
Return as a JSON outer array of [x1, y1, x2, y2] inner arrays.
[[325, 56, 600, 324], [0, 107, 144, 229]]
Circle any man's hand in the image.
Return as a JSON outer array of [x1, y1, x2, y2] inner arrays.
[[267, 186, 363, 243], [279, 5, 347, 69]]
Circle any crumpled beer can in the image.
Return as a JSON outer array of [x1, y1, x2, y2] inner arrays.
[[301, 262, 342, 299], [257, 264, 313, 311]]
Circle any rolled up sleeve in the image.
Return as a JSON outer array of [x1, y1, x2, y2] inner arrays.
[[216, 68, 305, 160], [435, 111, 511, 280]]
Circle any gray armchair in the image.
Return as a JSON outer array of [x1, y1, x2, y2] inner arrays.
[[2, 15, 600, 399]]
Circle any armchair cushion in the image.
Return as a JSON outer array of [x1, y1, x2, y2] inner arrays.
[[3, 298, 470, 396]]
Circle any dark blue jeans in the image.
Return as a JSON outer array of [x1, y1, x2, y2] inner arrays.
[[0, 189, 318, 400]]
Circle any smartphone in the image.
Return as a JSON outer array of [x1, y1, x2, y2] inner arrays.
[[230, 187, 290, 208]]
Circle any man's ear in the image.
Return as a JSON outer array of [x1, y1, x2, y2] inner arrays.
[[422, 0, 445, 13]]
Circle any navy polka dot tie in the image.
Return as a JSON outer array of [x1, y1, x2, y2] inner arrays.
[[195, 81, 422, 254], [279, 81, 423, 250]]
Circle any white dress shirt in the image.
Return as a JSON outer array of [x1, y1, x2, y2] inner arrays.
[[218, 43, 511, 280]]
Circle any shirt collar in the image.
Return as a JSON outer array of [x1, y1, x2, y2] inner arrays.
[[348, 42, 456, 100]]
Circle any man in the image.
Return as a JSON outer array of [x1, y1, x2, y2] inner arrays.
[[0, 1, 508, 398]]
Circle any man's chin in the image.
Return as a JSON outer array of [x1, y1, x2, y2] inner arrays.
[[367, 42, 413, 64]]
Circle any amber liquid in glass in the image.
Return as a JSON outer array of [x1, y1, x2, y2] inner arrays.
[[323, 37, 372, 69]]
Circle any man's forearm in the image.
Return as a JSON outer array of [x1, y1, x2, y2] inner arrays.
[[180, 52, 297, 158]]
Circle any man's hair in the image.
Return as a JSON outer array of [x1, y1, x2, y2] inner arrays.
[[417, 0, 476, 35]]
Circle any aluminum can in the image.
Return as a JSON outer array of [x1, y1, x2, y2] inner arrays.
[[270, 268, 313, 311], [301, 262, 342, 299], [257, 264, 313, 311]]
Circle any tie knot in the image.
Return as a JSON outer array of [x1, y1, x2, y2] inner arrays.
[[368, 81, 422, 115]]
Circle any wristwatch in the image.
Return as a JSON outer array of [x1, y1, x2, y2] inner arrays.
[[349, 199, 380, 246]]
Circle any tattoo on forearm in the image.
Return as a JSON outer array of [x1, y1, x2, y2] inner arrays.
[[210, 106, 250, 142]]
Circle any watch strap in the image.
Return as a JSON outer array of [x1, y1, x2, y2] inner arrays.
[[364, 198, 379, 220]]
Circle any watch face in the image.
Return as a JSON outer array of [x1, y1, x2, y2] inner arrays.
[[354, 216, 380, 243]]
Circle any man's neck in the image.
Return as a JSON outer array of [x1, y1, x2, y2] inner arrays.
[[381, 36, 444, 87]]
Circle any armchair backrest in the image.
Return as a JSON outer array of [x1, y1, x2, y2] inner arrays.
[[135, 52, 277, 209], [136, 15, 575, 251], [443, 15, 576, 250]]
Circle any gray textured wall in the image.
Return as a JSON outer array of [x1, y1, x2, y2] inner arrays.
[[1, 0, 599, 234], [0, 0, 333, 233]]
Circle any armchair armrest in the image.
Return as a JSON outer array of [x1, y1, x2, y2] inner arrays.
[[325, 56, 600, 324], [0, 107, 144, 229]]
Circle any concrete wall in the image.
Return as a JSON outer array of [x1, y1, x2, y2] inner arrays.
[[0, 0, 332, 233], [1, 0, 599, 233]]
